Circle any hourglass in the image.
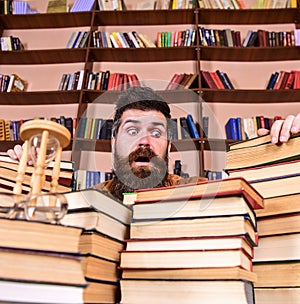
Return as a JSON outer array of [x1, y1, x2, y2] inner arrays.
[[12, 119, 71, 222]]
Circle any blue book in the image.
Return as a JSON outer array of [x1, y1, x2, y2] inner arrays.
[[225, 117, 239, 140], [186, 114, 200, 138]]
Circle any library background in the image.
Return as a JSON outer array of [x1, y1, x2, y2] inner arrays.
[[0, 0, 300, 303]]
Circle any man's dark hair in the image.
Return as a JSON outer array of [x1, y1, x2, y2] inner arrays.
[[112, 86, 171, 137]]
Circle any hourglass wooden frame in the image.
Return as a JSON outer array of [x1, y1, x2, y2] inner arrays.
[[13, 119, 71, 197]]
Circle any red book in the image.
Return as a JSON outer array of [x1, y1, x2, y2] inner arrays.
[[210, 71, 226, 89], [200, 70, 218, 89]]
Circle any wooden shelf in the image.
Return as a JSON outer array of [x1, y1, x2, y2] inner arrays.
[[0, 12, 92, 29], [0, 49, 87, 64], [94, 9, 195, 25], [83, 89, 201, 104], [0, 91, 80, 105], [200, 89, 300, 103], [197, 8, 300, 25], [200, 46, 300, 62], [89, 47, 197, 62]]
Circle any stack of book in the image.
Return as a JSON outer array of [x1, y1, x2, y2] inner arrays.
[[61, 188, 133, 303], [225, 132, 300, 303], [0, 217, 87, 304], [0, 152, 74, 194], [119, 177, 264, 303]]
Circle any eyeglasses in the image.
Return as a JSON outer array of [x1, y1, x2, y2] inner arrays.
[[0, 192, 68, 223]]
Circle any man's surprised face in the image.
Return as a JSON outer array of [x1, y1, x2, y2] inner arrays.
[[112, 109, 169, 189]]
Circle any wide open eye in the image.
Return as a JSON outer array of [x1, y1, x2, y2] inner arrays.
[[151, 129, 161, 138], [127, 128, 139, 136]]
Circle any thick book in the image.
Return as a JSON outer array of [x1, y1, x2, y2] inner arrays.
[[125, 235, 254, 258], [253, 261, 300, 288], [257, 212, 300, 237], [0, 217, 82, 253], [120, 279, 255, 304], [227, 158, 300, 181], [81, 254, 119, 282], [0, 279, 86, 304], [248, 173, 300, 199], [134, 177, 264, 210], [121, 266, 257, 282], [132, 194, 257, 229], [79, 230, 124, 262], [130, 215, 258, 246], [255, 192, 300, 218], [120, 248, 252, 271], [254, 287, 300, 304], [64, 188, 132, 225], [0, 246, 86, 286], [225, 132, 300, 170], [253, 232, 300, 262], [0, 166, 71, 193], [61, 210, 130, 242]]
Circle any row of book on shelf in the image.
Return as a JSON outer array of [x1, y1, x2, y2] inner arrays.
[[0, 36, 23, 51], [0, 117, 75, 142], [0, 113, 207, 143], [0, 73, 26, 93], [73, 168, 225, 192], [0, 151, 74, 194], [198, 0, 296, 9], [199, 26, 298, 48], [225, 115, 284, 140], [1, 0, 299, 16], [266, 69, 300, 90], [76, 114, 207, 141]]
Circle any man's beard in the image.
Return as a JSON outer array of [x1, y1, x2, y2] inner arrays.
[[111, 147, 169, 200]]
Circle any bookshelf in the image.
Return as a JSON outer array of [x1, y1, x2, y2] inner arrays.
[[1, 2, 300, 176]]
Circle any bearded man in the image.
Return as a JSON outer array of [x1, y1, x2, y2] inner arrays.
[[93, 86, 205, 201]]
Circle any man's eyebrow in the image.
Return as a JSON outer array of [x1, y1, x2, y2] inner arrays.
[[123, 119, 166, 128]]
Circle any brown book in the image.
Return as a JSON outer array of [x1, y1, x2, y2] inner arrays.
[[120, 248, 253, 271], [0, 217, 82, 253], [200, 70, 218, 89], [122, 266, 257, 282], [79, 230, 124, 262], [184, 73, 198, 89], [120, 279, 255, 304], [134, 177, 264, 210], [61, 210, 130, 242], [227, 159, 300, 181], [0, 166, 71, 193], [255, 193, 300, 218], [130, 215, 258, 246], [255, 287, 300, 303], [253, 261, 300, 287], [253, 233, 300, 262], [0, 247, 86, 286], [125, 235, 254, 258], [83, 280, 118, 304], [132, 194, 257, 228], [63, 188, 132, 225], [257, 213, 300, 237], [225, 132, 300, 171], [81, 254, 119, 282]]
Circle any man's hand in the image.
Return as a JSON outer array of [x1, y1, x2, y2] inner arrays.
[[257, 114, 300, 144], [6, 144, 33, 165]]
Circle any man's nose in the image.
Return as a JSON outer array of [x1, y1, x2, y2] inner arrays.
[[136, 134, 151, 147]]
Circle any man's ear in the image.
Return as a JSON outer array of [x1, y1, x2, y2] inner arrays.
[[167, 141, 171, 154], [111, 136, 115, 155]]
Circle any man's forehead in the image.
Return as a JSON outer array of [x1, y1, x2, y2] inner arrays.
[[120, 109, 167, 126]]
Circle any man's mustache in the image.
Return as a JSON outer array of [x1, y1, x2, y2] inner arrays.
[[128, 147, 158, 164]]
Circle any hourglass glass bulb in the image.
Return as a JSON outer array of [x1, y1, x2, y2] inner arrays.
[[28, 134, 60, 168]]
